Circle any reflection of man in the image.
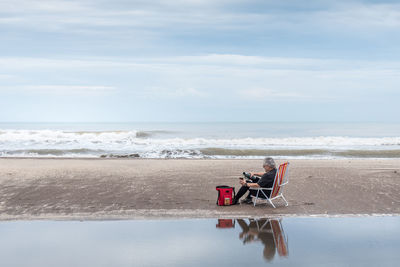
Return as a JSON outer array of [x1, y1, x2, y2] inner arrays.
[[237, 219, 276, 262]]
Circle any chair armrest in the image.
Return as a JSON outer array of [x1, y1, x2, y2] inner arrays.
[[249, 187, 273, 191]]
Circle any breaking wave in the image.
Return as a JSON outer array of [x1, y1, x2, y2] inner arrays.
[[1, 129, 400, 158]]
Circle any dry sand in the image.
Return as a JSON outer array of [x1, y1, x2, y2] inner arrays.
[[0, 158, 399, 220]]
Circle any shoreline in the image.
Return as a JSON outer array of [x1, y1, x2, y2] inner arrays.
[[1, 158, 399, 220], [5, 157, 397, 162], [0, 211, 399, 222]]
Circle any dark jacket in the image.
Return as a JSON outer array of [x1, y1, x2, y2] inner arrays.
[[257, 168, 277, 198]]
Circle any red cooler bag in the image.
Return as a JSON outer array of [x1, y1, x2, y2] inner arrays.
[[216, 185, 236, 206]]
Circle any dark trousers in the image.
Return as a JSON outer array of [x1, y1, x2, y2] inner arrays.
[[234, 185, 256, 202], [234, 177, 260, 203], [234, 184, 271, 203]]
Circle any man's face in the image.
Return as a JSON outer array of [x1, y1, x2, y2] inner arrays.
[[263, 165, 272, 172]]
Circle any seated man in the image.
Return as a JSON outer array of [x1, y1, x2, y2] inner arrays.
[[233, 157, 277, 204]]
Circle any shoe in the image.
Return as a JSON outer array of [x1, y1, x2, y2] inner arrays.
[[244, 198, 254, 204], [240, 198, 253, 204]]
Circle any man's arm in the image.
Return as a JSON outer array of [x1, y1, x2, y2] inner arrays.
[[250, 172, 265, 177], [247, 183, 260, 188], [240, 179, 260, 188]]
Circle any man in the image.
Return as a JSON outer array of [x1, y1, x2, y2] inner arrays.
[[233, 157, 277, 204]]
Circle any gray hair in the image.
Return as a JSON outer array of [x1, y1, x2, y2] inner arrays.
[[263, 157, 276, 168]]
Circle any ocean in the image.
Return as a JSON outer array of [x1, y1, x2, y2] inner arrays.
[[0, 122, 400, 159]]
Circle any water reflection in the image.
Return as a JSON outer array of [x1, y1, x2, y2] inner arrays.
[[0, 217, 399, 266], [216, 218, 288, 262]]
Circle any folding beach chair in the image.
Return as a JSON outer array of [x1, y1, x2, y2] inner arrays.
[[249, 162, 290, 208]]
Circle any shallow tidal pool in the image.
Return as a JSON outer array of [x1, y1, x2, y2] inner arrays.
[[0, 216, 399, 266]]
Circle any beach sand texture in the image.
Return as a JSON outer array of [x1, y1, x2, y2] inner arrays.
[[0, 158, 399, 220]]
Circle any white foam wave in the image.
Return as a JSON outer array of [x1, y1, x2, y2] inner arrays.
[[1, 129, 400, 146], [1, 129, 400, 158]]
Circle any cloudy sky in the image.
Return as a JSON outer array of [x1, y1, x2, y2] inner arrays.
[[1, 0, 399, 122]]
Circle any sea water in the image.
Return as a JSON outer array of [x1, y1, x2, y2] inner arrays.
[[0, 122, 400, 158], [0, 217, 399, 266]]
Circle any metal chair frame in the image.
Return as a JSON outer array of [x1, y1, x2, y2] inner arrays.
[[249, 162, 290, 208]]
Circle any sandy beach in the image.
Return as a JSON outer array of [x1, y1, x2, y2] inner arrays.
[[0, 158, 399, 220]]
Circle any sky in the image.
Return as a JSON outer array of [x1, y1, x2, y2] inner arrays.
[[1, 0, 400, 122]]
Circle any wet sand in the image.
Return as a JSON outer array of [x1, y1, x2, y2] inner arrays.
[[0, 158, 399, 220]]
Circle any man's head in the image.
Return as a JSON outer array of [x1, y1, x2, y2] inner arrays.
[[263, 157, 276, 171]]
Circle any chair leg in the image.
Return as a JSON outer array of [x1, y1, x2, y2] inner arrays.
[[268, 199, 276, 208], [281, 194, 289, 206], [253, 190, 260, 207]]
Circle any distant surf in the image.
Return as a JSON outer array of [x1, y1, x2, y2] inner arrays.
[[1, 127, 400, 159]]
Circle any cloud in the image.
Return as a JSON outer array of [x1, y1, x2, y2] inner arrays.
[[0, 0, 88, 13], [1, 54, 400, 101], [238, 87, 312, 100], [173, 87, 206, 97], [315, 3, 400, 29], [0, 0, 248, 32], [0, 74, 16, 80], [0, 85, 116, 94], [141, 86, 207, 98], [1, 0, 399, 35], [2, 54, 400, 71]]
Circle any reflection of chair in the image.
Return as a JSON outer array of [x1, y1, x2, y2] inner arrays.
[[270, 219, 289, 257], [249, 162, 289, 208], [254, 219, 289, 257]]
